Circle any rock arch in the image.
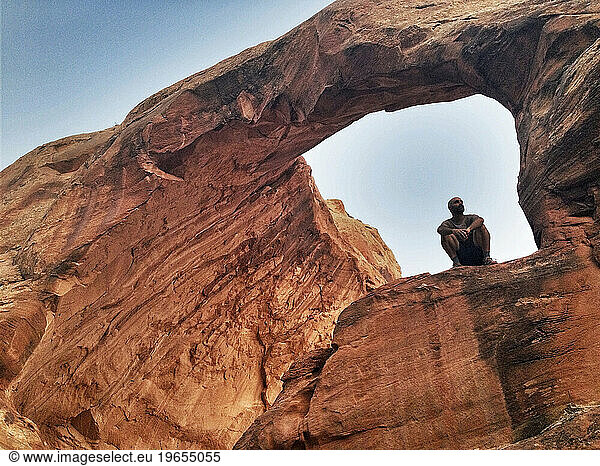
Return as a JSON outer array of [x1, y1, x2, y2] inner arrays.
[[121, 0, 598, 258], [1, 0, 598, 449]]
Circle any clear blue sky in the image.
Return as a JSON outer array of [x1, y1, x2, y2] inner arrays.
[[1, 0, 536, 276]]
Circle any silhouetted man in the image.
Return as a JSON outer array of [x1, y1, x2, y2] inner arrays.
[[437, 197, 497, 267]]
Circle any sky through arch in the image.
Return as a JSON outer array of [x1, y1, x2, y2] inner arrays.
[[305, 95, 537, 275]]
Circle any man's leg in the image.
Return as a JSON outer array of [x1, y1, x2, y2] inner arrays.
[[441, 234, 461, 266], [471, 225, 490, 254], [471, 225, 496, 264]]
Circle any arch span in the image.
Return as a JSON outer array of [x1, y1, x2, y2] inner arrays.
[[120, 0, 598, 257]]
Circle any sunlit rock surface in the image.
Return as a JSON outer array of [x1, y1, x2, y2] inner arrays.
[[2, 0, 599, 450], [237, 247, 600, 448], [0, 394, 44, 450], [0, 136, 400, 449]]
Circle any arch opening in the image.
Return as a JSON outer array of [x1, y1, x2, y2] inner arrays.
[[304, 94, 538, 276]]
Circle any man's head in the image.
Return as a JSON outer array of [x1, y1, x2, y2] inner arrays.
[[448, 197, 465, 215]]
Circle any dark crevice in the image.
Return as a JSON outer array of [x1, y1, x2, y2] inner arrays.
[[71, 409, 100, 440]]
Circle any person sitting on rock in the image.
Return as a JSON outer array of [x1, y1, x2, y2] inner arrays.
[[437, 197, 497, 268]]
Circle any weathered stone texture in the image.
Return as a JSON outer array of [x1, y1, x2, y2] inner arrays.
[[0, 394, 44, 449], [238, 246, 600, 448], [1, 139, 400, 449], [0, 117, 400, 449], [2, 0, 599, 450], [503, 404, 600, 449]]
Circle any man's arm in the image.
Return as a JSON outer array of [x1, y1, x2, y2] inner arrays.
[[437, 221, 455, 236], [466, 215, 484, 233]]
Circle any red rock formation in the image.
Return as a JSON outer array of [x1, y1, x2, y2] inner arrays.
[[1, 143, 400, 448], [2, 0, 599, 450], [504, 404, 600, 449], [0, 394, 44, 449], [1, 129, 400, 448], [237, 246, 600, 448]]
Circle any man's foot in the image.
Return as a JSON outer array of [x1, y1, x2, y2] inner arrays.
[[451, 256, 461, 267], [483, 256, 497, 265]]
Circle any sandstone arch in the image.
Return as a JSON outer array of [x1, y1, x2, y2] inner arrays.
[[1, 0, 599, 449]]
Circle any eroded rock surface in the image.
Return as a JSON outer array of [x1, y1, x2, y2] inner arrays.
[[503, 404, 600, 449], [1, 141, 400, 449], [0, 394, 45, 450], [1, 0, 599, 450], [237, 246, 600, 449]]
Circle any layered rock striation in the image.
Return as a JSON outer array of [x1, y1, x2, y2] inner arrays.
[[1, 135, 400, 448], [2, 0, 599, 450], [236, 246, 600, 448], [0, 394, 44, 450]]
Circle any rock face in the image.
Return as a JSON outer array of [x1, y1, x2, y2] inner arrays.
[[0, 394, 44, 450], [1, 0, 599, 450], [0, 137, 400, 449], [504, 404, 600, 449], [236, 247, 600, 448]]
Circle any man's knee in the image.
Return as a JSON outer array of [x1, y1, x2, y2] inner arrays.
[[476, 224, 490, 238], [471, 224, 489, 236]]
